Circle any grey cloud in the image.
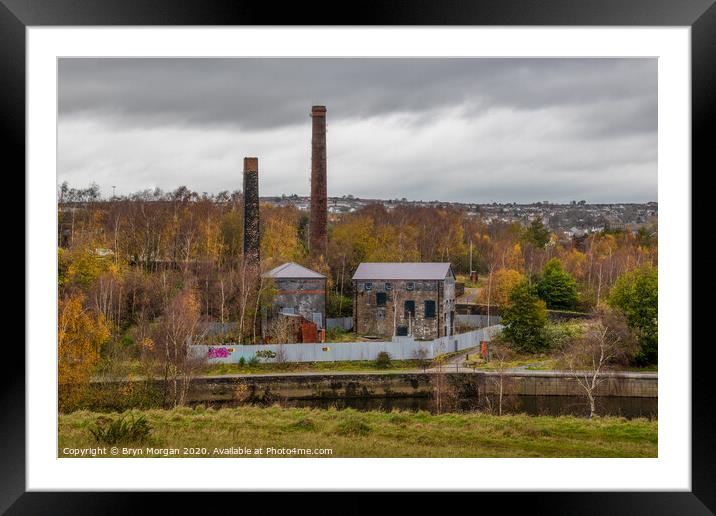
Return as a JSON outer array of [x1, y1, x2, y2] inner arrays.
[[57, 58, 657, 203], [59, 58, 656, 132]]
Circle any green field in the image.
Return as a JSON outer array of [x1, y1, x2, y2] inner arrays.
[[59, 406, 657, 458]]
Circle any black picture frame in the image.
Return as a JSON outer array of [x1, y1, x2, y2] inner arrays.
[[4, 0, 712, 512]]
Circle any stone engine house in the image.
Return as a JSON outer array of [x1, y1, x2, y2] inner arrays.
[[352, 263, 456, 340], [263, 262, 327, 331]]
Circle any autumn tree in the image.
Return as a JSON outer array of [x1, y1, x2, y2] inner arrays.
[[559, 248, 588, 283], [260, 205, 307, 269], [220, 209, 243, 266], [58, 295, 111, 410], [328, 216, 376, 281], [60, 247, 115, 293], [481, 269, 525, 307]]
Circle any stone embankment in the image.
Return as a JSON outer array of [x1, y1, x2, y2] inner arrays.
[[186, 370, 657, 404]]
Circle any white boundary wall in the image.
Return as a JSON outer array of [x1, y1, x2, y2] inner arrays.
[[193, 325, 503, 363]]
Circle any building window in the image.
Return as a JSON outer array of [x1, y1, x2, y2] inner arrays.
[[376, 292, 387, 306], [396, 326, 408, 336], [424, 300, 436, 318], [385, 282, 392, 291], [404, 300, 415, 318], [406, 282, 415, 291], [364, 282, 373, 291]]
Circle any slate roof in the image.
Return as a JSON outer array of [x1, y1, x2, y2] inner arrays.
[[263, 262, 326, 279], [352, 262, 452, 281]]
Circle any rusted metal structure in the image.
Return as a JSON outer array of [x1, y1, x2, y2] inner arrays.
[[309, 105, 328, 260], [352, 262, 456, 339]]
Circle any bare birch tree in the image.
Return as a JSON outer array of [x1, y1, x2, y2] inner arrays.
[[561, 308, 637, 418], [155, 286, 205, 407], [485, 264, 495, 327], [488, 339, 514, 416], [266, 315, 296, 344]]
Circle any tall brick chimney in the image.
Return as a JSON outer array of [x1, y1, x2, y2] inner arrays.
[[243, 157, 260, 266], [309, 105, 328, 259]]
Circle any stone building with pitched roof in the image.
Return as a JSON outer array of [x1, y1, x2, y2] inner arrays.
[[263, 262, 327, 331], [352, 262, 456, 340]]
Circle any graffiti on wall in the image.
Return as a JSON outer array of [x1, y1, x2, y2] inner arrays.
[[207, 347, 234, 358]]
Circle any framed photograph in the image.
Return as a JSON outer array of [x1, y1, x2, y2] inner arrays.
[[6, 0, 713, 511]]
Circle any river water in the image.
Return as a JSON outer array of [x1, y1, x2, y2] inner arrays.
[[209, 395, 657, 419]]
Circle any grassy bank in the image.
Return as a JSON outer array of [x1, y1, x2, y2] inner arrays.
[[114, 356, 654, 377], [462, 353, 657, 373], [104, 358, 431, 378], [203, 359, 429, 376], [464, 353, 557, 371], [59, 406, 657, 458]]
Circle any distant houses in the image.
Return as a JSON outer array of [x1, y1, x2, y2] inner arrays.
[[352, 262, 456, 340]]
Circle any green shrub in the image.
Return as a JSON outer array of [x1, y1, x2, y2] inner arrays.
[[501, 280, 549, 353], [374, 351, 392, 369], [328, 327, 346, 340], [88, 414, 152, 445], [336, 417, 371, 436], [389, 413, 410, 425], [248, 355, 260, 367], [238, 356, 246, 367], [537, 258, 579, 310], [61, 381, 163, 414], [287, 417, 316, 432], [544, 321, 584, 350], [608, 266, 658, 365]]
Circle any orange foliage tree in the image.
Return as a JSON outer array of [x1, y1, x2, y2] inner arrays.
[[58, 294, 110, 410]]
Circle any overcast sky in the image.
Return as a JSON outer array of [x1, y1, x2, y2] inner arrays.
[[58, 58, 657, 203]]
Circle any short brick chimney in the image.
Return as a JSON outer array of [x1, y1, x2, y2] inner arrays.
[[243, 157, 260, 266]]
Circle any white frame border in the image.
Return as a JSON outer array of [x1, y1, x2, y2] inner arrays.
[[27, 27, 690, 491]]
